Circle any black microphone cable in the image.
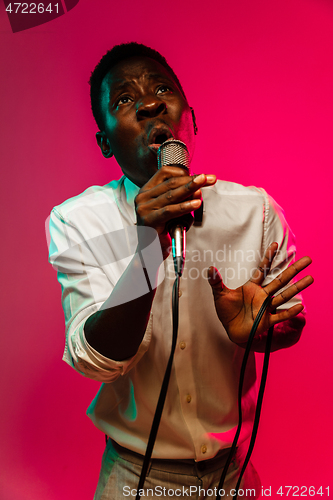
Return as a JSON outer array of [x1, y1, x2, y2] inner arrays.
[[215, 295, 274, 500], [231, 322, 274, 499], [136, 138, 192, 498], [135, 272, 181, 500]]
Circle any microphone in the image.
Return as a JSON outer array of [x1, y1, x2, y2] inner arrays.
[[157, 139, 194, 277]]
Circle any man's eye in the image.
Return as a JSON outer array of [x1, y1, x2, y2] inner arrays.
[[156, 85, 172, 95], [116, 96, 132, 106]]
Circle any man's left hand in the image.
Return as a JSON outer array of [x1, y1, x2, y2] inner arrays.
[[207, 242, 313, 349]]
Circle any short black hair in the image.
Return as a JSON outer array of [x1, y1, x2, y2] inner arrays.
[[89, 42, 187, 131]]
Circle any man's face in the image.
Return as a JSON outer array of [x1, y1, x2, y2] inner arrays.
[[98, 56, 196, 187]]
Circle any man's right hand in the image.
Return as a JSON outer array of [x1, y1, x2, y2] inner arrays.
[[135, 166, 217, 258]]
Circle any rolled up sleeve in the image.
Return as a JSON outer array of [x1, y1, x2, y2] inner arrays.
[[48, 206, 152, 382], [67, 308, 152, 383]]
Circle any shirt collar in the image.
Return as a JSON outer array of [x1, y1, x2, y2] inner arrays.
[[122, 176, 140, 224]]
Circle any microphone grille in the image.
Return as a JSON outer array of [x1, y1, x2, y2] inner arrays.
[[157, 139, 190, 170]]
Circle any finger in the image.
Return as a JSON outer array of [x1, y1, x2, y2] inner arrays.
[[137, 174, 198, 204], [265, 256, 312, 296], [202, 174, 217, 185], [137, 175, 207, 213], [141, 166, 189, 191], [269, 303, 304, 327], [207, 266, 226, 300], [249, 242, 278, 285], [139, 171, 216, 201], [271, 275, 314, 309], [160, 175, 206, 206], [142, 199, 202, 227], [192, 189, 202, 200], [207, 266, 223, 287]]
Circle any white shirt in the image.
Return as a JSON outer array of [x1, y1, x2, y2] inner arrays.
[[48, 176, 301, 461]]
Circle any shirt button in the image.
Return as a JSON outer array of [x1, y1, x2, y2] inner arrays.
[[179, 341, 186, 350], [201, 445, 207, 454], [178, 289, 182, 297], [186, 394, 192, 403]]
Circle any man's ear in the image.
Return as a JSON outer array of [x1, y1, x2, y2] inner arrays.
[[96, 131, 113, 158], [190, 107, 198, 135]]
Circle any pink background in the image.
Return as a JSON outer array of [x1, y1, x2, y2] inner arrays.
[[0, 0, 331, 498]]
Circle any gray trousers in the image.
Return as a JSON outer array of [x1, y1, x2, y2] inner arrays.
[[94, 440, 261, 500]]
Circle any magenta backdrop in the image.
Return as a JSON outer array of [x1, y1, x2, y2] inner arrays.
[[0, 0, 331, 498]]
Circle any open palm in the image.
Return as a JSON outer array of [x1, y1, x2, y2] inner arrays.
[[207, 243, 313, 344]]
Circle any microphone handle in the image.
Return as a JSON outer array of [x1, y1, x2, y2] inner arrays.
[[166, 215, 193, 277]]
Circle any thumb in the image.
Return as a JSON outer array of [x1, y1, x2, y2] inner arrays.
[[207, 266, 224, 296]]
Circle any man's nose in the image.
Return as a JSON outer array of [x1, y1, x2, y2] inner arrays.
[[136, 96, 166, 120]]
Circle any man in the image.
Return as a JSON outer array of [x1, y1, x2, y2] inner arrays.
[[48, 43, 313, 499]]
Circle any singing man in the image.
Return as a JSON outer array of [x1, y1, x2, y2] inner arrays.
[[48, 42, 313, 499]]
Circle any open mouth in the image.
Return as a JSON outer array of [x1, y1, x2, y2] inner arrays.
[[148, 127, 173, 151], [153, 132, 170, 145]]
